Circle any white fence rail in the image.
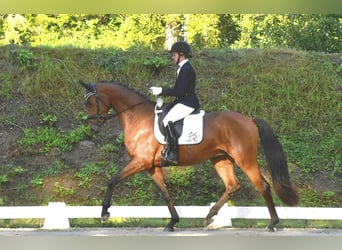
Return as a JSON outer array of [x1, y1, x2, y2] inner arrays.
[[1, 202, 342, 229]]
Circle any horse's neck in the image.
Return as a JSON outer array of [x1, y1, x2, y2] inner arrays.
[[107, 85, 153, 130]]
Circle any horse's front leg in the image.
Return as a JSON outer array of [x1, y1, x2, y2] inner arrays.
[[101, 159, 146, 222], [101, 175, 118, 222], [149, 167, 179, 231]]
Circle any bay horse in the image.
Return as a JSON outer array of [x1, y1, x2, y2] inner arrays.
[[80, 80, 299, 231]]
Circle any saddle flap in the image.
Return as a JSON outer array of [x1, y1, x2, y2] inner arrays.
[[154, 107, 205, 145]]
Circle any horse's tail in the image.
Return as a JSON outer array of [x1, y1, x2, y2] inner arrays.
[[253, 118, 299, 205]]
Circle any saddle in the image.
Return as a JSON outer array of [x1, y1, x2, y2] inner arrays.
[[153, 99, 205, 145]]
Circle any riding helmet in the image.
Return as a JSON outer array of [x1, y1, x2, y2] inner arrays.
[[170, 41, 192, 58]]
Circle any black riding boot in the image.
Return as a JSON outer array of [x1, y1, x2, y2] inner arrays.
[[161, 121, 179, 166]]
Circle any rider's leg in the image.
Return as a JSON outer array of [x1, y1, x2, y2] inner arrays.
[[161, 104, 194, 166], [161, 121, 179, 166], [162, 103, 195, 127]]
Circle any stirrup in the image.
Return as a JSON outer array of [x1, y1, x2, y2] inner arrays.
[[161, 150, 178, 167], [161, 152, 179, 167], [161, 157, 178, 167]]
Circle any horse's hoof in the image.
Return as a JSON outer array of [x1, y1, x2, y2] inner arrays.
[[164, 226, 175, 232], [101, 212, 110, 223], [164, 222, 175, 232], [203, 218, 214, 227], [266, 226, 277, 232]]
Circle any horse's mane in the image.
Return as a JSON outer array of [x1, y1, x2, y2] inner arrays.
[[99, 80, 156, 105]]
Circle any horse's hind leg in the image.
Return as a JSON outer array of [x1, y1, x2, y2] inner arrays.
[[149, 167, 179, 231], [204, 157, 240, 227], [242, 163, 279, 231]]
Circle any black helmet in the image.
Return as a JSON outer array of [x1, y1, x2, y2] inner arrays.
[[170, 41, 192, 58]]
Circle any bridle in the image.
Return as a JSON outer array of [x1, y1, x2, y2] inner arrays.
[[84, 85, 111, 128], [84, 84, 148, 128]]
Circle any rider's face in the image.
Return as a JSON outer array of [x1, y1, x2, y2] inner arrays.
[[171, 52, 179, 64]]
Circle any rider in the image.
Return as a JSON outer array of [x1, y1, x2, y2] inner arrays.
[[149, 41, 200, 166]]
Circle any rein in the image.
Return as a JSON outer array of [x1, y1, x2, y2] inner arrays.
[[84, 85, 148, 127]]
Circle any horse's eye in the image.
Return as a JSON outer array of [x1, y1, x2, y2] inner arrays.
[[85, 100, 93, 107]]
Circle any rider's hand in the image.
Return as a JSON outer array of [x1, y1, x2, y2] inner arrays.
[[149, 87, 162, 95]]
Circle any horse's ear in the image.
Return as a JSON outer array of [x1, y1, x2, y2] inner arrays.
[[79, 81, 94, 92]]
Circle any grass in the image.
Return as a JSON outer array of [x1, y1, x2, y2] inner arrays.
[[70, 218, 342, 229], [18, 119, 92, 153], [0, 73, 14, 100], [1, 218, 342, 229]]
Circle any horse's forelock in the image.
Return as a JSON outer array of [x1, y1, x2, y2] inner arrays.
[[80, 81, 96, 92]]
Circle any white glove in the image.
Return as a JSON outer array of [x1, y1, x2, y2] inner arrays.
[[149, 86, 162, 95]]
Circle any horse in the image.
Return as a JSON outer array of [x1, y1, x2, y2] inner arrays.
[[80, 80, 299, 231]]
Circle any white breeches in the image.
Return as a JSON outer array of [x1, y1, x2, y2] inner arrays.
[[163, 103, 195, 127]]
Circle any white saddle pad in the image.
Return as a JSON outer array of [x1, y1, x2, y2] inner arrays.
[[154, 110, 205, 145]]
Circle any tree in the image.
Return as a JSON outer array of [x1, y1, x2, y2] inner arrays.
[[163, 14, 184, 50], [184, 14, 221, 48], [234, 14, 342, 52], [1, 14, 340, 52], [113, 14, 166, 50], [217, 14, 241, 47], [3, 14, 33, 45]]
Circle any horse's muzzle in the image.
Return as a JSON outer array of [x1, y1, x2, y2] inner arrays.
[[89, 125, 101, 133], [86, 117, 104, 133]]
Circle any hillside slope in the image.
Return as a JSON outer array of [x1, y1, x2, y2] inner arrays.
[[0, 44, 341, 208]]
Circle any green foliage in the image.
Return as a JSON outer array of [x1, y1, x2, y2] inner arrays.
[[76, 162, 104, 177], [0, 174, 8, 185], [167, 167, 197, 204], [16, 49, 37, 70], [115, 131, 125, 145], [67, 125, 92, 144], [54, 182, 75, 197], [18, 116, 92, 153], [217, 14, 241, 47], [105, 163, 120, 179], [113, 14, 166, 50], [98, 144, 119, 160], [14, 166, 26, 175], [16, 47, 111, 117], [31, 178, 43, 187], [234, 14, 342, 52], [130, 174, 155, 205], [282, 131, 342, 179], [143, 55, 168, 72], [191, 162, 223, 205], [337, 63, 342, 74], [97, 49, 128, 74], [40, 114, 58, 126], [37, 160, 70, 178], [186, 14, 221, 48], [1, 14, 340, 52], [2, 14, 33, 45], [299, 189, 339, 207], [30, 160, 69, 187], [0, 165, 27, 189], [19, 127, 68, 152], [0, 73, 14, 100], [75, 162, 104, 188]]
